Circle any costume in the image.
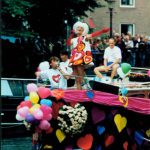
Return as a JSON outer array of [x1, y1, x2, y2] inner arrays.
[[40, 68, 67, 89], [67, 21, 110, 66]]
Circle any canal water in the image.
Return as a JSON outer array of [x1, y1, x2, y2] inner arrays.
[[1, 137, 32, 150]]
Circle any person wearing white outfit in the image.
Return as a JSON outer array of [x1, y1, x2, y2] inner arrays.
[[94, 38, 122, 84]]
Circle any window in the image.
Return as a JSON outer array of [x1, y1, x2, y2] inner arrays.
[[120, 0, 135, 7], [120, 24, 135, 36]]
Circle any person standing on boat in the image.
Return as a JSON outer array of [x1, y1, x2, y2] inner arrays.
[[66, 21, 110, 89], [94, 38, 122, 84], [35, 56, 70, 89], [59, 50, 75, 87]]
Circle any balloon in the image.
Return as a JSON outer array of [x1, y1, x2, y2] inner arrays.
[[40, 105, 52, 114], [38, 87, 51, 99], [40, 99, 52, 107], [33, 104, 41, 109], [29, 92, 39, 104], [43, 114, 52, 121], [39, 61, 50, 71], [20, 100, 32, 108], [33, 109, 43, 120], [24, 96, 30, 101], [25, 114, 36, 123], [117, 67, 126, 78], [121, 63, 131, 74], [27, 83, 38, 93], [17, 106, 29, 117], [16, 113, 25, 121], [39, 120, 50, 130], [147, 70, 150, 77]]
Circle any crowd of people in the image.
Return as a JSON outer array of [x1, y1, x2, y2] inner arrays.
[[2, 21, 150, 90], [91, 33, 150, 68]]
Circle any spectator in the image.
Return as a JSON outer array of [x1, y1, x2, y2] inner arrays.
[[94, 38, 122, 84]]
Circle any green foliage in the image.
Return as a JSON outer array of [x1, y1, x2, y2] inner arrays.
[[1, 0, 103, 38], [2, 0, 33, 17]]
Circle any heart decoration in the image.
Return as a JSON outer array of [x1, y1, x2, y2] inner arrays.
[[95, 145, 102, 150], [146, 128, 150, 137], [97, 126, 105, 135], [73, 52, 83, 61], [38, 87, 51, 99], [86, 90, 94, 99], [105, 135, 115, 147], [92, 107, 105, 124], [84, 55, 93, 64], [77, 134, 93, 150], [52, 74, 60, 83], [114, 114, 127, 133], [123, 141, 128, 150], [51, 89, 64, 100], [56, 129, 66, 143], [134, 131, 144, 145]]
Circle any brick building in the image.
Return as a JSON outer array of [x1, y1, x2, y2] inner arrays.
[[84, 0, 150, 36]]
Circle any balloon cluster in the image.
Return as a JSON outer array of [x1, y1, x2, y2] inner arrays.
[[16, 83, 53, 130], [117, 63, 131, 79], [57, 103, 88, 136]]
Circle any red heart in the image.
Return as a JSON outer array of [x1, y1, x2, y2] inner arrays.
[[77, 134, 93, 150], [38, 87, 51, 99], [84, 55, 92, 64], [105, 135, 115, 147], [51, 102, 64, 119], [123, 141, 128, 150], [52, 74, 60, 83]]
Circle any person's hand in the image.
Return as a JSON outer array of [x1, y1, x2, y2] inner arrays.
[[35, 71, 40, 78], [86, 34, 92, 39]]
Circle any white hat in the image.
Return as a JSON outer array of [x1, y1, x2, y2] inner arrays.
[[73, 21, 89, 36]]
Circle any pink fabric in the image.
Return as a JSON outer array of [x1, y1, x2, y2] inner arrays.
[[63, 90, 150, 115]]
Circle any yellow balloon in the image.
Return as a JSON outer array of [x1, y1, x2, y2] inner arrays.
[[29, 106, 37, 114], [29, 92, 39, 104], [33, 104, 40, 109]]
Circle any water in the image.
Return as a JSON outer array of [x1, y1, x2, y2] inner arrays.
[[1, 137, 32, 150]]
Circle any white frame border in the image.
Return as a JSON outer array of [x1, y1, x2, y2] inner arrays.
[[120, 0, 135, 8]]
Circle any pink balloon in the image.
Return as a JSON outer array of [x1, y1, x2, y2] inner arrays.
[[16, 113, 25, 121], [147, 70, 150, 77], [39, 120, 50, 130], [40, 105, 52, 120], [40, 105, 52, 114], [27, 83, 38, 93], [17, 106, 29, 117], [43, 114, 52, 121], [33, 109, 43, 120], [38, 87, 51, 99]]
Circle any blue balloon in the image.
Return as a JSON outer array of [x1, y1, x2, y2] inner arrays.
[[40, 99, 52, 107], [24, 96, 30, 101], [25, 114, 35, 123]]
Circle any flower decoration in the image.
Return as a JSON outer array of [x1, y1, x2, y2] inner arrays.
[[57, 103, 88, 136]]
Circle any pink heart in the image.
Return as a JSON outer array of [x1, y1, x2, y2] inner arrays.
[[38, 87, 51, 99], [92, 107, 105, 124]]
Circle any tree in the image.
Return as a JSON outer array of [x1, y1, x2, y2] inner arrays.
[[1, 0, 103, 39]]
